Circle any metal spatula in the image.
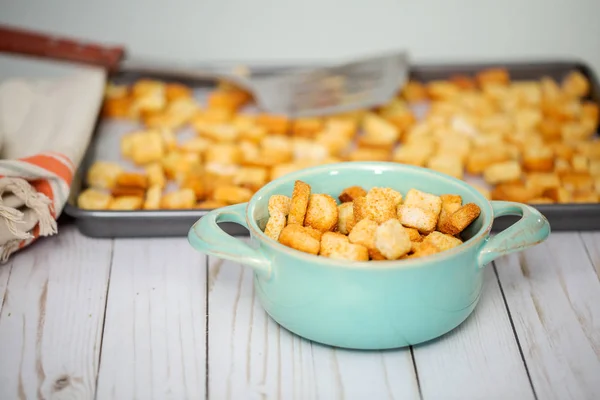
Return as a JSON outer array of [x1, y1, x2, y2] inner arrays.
[[0, 24, 410, 117]]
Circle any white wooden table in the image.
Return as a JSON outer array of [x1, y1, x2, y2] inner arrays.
[[0, 224, 598, 400]]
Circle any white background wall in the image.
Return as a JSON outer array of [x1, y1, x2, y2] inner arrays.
[[1, 0, 600, 73]]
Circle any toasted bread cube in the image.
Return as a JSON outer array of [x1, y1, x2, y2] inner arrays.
[[339, 186, 367, 203], [319, 232, 350, 257], [469, 183, 491, 200], [371, 187, 403, 207], [476, 68, 510, 87], [111, 186, 146, 198], [145, 162, 166, 188], [160, 189, 196, 209], [337, 202, 356, 235], [165, 82, 193, 101], [572, 155, 589, 173], [77, 188, 113, 210], [437, 194, 462, 231], [522, 147, 554, 172], [212, 185, 253, 205], [426, 80, 460, 100], [427, 154, 464, 180], [392, 144, 434, 167], [572, 191, 599, 203], [109, 196, 143, 210], [405, 227, 422, 242], [116, 172, 148, 189], [130, 130, 165, 165], [374, 219, 412, 260], [401, 80, 429, 102], [526, 173, 561, 196], [361, 113, 400, 146], [562, 70, 590, 98], [438, 203, 481, 236], [205, 143, 242, 165], [348, 218, 378, 250], [196, 200, 228, 209], [365, 188, 397, 224], [466, 149, 511, 175], [397, 205, 438, 234], [483, 161, 522, 185], [86, 161, 123, 190], [304, 194, 339, 232], [264, 213, 287, 241], [492, 183, 536, 203], [409, 241, 442, 259], [287, 180, 311, 225], [255, 114, 289, 135], [346, 147, 391, 162], [561, 173, 594, 191], [561, 121, 596, 142], [404, 189, 442, 216], [327, 242, 370, 262], [422, 231, 463, 252], [291, 118, 324, 138], [268, 195, 291, 216], [182, 176, 206, 200], [278, 224, 320, 255], [233, 167, 268, 192], [514, 108, 542, 132], [143, 185, 162, 210], [353, 196, 368, 222], [180, 137, 213, 154], [590, 160, 600, 176], [529, 197, 555, 204], [542, 187, 572, 203]]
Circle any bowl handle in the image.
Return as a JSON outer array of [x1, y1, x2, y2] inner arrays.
[[187, 203, 272, 279], [477, 201, 551, 268]]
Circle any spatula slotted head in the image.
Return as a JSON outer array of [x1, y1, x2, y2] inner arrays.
[[252, 52, 409, 118]]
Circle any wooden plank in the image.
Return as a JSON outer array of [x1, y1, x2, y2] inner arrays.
[[207, 256, 420, 400], [495, 233, 600, 400], [0, 262, 11, 313], [413, 266, 535, 400], [580, 232, 600, 280], [0, 226, 113, 400], [95, 238, 207, 400]]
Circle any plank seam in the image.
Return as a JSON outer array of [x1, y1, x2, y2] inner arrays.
[[492, 261, 538, 400], [578, 232, 600, 282], [0, 263, 14, 317], [93, 239, 116, 400], [409, 346, 423, 400], [205, 253, 210, 400]]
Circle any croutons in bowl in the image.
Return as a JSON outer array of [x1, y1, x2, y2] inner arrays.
[[188, 161, 550, 350]]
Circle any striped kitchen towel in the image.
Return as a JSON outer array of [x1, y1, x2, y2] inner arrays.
[[0, 54, 106, 262]]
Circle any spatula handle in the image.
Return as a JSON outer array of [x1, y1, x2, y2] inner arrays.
[[0, 24, 125, 71]]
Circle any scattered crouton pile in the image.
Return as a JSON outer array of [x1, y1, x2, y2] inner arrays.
[[77, 67, 600, 211], [263, 180, 481, 262]]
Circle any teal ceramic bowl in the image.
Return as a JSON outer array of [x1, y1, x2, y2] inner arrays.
[[188, 162, 550, 350]]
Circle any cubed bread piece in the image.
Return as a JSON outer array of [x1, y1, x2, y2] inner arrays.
[[233, 166, 268, 192], [278, 224, 320, 255], [116, 172, 148, 189], [405, 227, 422, 242], [438, 203, 481, 236], [304, 194, 339, 232], [483, 160, 522, 185], [374, 219, 412, 260], [572, 155, 589, 173], [469, 183, 491, 200], [319, 232, 350, 257], [339, 186, 367, 203], [437, 194, 462, 231], [562, 70, 590, 98], [205, 143, 242, 165], [328, 242, 370, 262], [160, 189, 196, 209], [361, 113, 400, 146], [145, 163, 166, 188], [492, 182, 536, 203], [291, 118, 324, 138], [409, 241, 442, 259], [143, 185, 162, 210], [542, 187, 572, 203], [212, 185, 253, 204], [287, 180, 311, 225], [111, 186, 146, 198], [466, 149, 511, 175], [337, 202, 356, 234], [421, 231, 463, 252], [476, 68, 510, 87], [77, 188, 113, 210], [130, 130, 165, 165], [346, 147, 391, 162], [371, 187, 403, 207], [264, 213, 287, 241], [268, 195, 292, 216], [196, 200, 228, 209], [397, 205, 438, 234], [525, 173, 560, 196], [427, 154, 464, 179], [108, 196, 143, 210], [404, 189, 442, 216], [256, 114, 289, 135], [352, 196, 368, 222], [529, 197, 555, 204], [86, 161, 123, 190], [347, 218, 378, 250], [590, 160, 600, 177], [392, 144, 434, 167], [561, 172, 594, 191], [522, 147, 554, 172], [365, 188, 397, 224]]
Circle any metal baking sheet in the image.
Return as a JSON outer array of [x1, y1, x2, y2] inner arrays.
[[64, 60, 600, 237]]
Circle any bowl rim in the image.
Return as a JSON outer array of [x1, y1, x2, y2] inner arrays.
[[245, 161, 494, 270]]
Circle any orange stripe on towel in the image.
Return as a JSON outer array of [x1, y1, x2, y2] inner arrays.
[[20, 154, 74, 185], [30, 179, 56, 218]]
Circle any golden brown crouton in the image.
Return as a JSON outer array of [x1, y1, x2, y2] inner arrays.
[[562, 70, 590, 98], [346, 147, 391, 162], [470, 183, 491, 200], [492, 182, 536, 203], [86, 161, 123, 190], [337, 202, 356, 234], [212, 185, 253, 204], [476, 68, 510, 87], [143, 185, 162, 210], [161, 189, 197, 209], [437, 194, 462, 231], [348, 218, 378, 250], [372, 187, 403, 207], [525, 173, 560, 196], [196, 200, 228, 209], [522, 147, 554, 172], [401, 80, 429, 103], [116, 172, 149, 189], [404, 189, 442, 216], [409, 241, 442, 259], [397, 205, 438, 234], [130, 130, 165, 165], [529, 197, 555, 204], [392, 144, 434, 167], [288, 180, 311, 225], [264, 213, 287, 241], [268, 195, 291, 216], [438, 203, 481, 236], [327, 242, 370, 262], [421, 231, 463, 251], [145, 162, 166, 188], [483, 160, 522, 185], [352, 196, 368, 222], [110, 186, 146, 198], [304, 194, 339, 232], [374, 219, 412, 260], [319, 232, 350, 257], [233, 166, 268, 192], [427, 154, 464, 179], [278, 224, 320, 255], [405, 227, 422, 242], [365, 188, 397, 224], [561, 172, 594, 191], [339, 186, 367, 203], [109, 196, 143, 211], [77, 189, 113, 210]]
